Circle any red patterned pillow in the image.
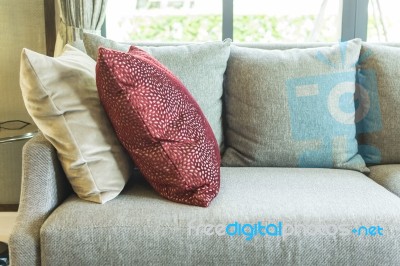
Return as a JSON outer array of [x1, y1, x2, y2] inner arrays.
[[96, 46, 220, 207]]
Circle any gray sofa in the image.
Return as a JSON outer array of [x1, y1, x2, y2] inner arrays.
[[9, 37, 400, 265]]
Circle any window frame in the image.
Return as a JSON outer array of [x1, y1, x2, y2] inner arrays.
[[341, 0, 369, 41]]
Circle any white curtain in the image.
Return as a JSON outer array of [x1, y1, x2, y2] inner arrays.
[[54, 0, 108, 56]]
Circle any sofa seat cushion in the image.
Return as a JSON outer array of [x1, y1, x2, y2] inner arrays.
[[369, 164, 400, 198], [40, 168, 400, 265]]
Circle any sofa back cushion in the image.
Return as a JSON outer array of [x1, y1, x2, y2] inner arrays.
[[20, 45, 133, 203], [223, 39, 368, 172], [83, 33, 230, 152], [356, 43, 400, 164]]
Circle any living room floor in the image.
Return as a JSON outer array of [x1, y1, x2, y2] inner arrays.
[[0, 212, 17, 243]]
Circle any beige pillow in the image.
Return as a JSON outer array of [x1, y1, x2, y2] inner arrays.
[[20, 45, 133, 203]]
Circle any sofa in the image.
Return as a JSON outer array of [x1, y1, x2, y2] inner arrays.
[[9, 34, 400, 265]]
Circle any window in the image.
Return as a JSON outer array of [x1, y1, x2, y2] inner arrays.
[[232, 0, 341, 42], [105, 0, 398, 43], [106, 0, 222, 42], [367, 0, 400, 41]]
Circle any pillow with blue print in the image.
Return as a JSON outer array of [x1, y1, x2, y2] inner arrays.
[[223, 39, 368, 172]]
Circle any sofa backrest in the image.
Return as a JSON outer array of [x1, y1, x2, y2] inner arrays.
[[78, 34, 400, 169]]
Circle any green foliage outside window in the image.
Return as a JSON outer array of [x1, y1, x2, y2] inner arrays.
[[122, 15, 339, 42]]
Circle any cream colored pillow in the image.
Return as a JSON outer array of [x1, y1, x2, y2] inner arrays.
[[20, 45, 133, 203]]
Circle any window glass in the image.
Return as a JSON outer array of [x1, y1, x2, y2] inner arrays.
[[367, 0, 400, 42], [106, 0, 222, 42], [233, 0, 342, 42]]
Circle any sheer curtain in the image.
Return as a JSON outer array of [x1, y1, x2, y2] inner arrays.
[[54, 0, 108, 56]]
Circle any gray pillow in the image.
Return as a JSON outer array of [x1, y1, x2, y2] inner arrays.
[[356, 43, 400, 164], [83, 33, 231, 151], [223, 39, 368, 172]]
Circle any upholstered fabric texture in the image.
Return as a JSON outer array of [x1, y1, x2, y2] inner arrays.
[[356, 44, 400, 164], [40, 167, 400, 265], [96, 46, 220, 207], [20, 45, 133, 203], [9, 133, 72, 266], [368, 164, 400, 198], [83, 33, 230, 151], [223, 40, 368, 172]]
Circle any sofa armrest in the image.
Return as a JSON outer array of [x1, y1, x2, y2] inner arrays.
[[9, 132, 72, 266], [368, 164, 400, 198]]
